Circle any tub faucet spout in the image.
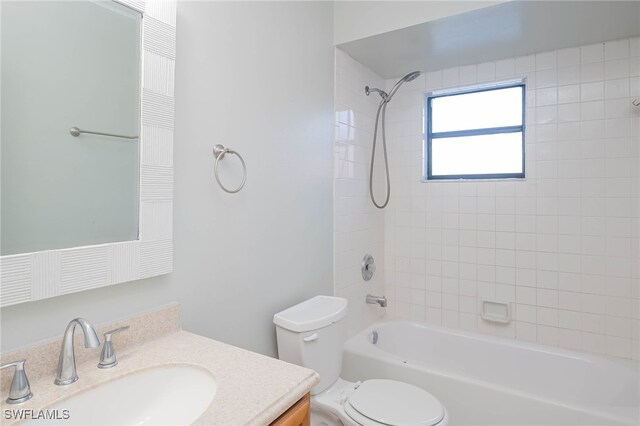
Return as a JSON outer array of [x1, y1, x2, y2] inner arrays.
[[366, 294, 387, 307]]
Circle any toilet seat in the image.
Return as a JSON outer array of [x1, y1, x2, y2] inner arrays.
[[343, 379, 445, 426]]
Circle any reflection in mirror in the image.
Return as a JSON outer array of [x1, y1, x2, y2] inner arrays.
[[1, 0, 141, 255]]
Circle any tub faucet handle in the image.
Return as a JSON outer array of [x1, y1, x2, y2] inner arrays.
[[362, 254, 376, 281], [98, 326, 130, 369]]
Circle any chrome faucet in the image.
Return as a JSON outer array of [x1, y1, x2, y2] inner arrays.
[[366, 294, 387, 307], [54, 318, 101, 385]]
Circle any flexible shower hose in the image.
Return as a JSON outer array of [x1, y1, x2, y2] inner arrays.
[[369, 99, 391, 209]]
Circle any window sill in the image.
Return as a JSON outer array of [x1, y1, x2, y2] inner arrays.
[[421, 177, 527, 183]]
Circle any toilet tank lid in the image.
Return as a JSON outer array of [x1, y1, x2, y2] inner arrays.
[[273, 296, 348, 332]]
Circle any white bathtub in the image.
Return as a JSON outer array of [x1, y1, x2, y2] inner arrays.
[[342, 320, 639, 425]]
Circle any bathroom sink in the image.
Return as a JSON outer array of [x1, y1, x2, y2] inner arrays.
[[25, 365, 216, 425]]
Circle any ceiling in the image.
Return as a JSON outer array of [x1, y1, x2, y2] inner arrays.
[[338, 1, 640, 79]]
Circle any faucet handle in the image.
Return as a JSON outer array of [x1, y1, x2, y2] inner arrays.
[[103, 326, 130, 340], [0, 359, 33, 404], [98, 326, 130, 369]]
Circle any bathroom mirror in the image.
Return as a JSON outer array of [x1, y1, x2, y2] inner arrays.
[[2, 0, 141, 256], [0, 0, 176, 306]]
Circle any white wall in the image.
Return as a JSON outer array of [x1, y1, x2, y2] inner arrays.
[[0, 1, 334, 358], [382, 38, 640, 359], [170, 0, 334, 355], [333, 1, 504, 45], [334, 49, 387, 335]]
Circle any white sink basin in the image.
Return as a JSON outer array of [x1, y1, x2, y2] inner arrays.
[[25, 365, 216, 425]]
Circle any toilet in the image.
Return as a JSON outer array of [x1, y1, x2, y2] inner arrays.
[[274, 296, 449, 426]]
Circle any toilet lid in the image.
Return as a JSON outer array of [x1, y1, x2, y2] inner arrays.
[[346, 379, 444, 426]]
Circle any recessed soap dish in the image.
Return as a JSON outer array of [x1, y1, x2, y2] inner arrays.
[[481, 300, 511, 324]]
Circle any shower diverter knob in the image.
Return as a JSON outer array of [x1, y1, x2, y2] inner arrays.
[[362, 254, 375, 281]]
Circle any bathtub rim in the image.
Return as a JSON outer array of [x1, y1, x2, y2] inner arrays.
[[349, 318, 639, 371], [343, 318, 639, 425]]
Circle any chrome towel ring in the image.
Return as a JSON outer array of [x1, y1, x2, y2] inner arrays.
[[213, 144, 247, 194]]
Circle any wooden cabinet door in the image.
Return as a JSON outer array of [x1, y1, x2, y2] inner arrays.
[[271, 392, 310, 426]]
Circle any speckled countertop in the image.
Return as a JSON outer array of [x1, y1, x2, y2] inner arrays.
[[0, 304, 319, 425]]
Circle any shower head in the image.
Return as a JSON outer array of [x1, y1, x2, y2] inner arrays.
[[402, 71, 422, 83], [387, 70, 422, 100], [365, 71, 422, 103]]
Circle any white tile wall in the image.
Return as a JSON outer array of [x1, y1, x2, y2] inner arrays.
[[334, 49, 387, 336], [381, 38, 640, 360]]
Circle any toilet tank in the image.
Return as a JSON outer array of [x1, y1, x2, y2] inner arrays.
[[274, 296, 348, 395]]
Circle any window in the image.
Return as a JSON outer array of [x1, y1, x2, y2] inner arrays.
[[425, 81, 525, 180]]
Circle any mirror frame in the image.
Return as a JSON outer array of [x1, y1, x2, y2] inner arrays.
[[0, 0, 176, 307]]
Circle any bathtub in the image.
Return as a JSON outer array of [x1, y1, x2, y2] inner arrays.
[[342, 320, 639, 425]]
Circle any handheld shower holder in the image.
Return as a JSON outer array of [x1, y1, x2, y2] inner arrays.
[[365, 86, 388, 101]]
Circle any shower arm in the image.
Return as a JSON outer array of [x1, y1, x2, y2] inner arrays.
[[365, 86, 389, 101]]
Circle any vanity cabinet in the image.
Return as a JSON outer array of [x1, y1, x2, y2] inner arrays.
[[271, 392, 310, 426]]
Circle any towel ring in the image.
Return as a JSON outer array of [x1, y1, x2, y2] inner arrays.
[[213, 144, 246, 194]]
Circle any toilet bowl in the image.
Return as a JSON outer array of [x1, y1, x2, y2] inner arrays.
[[312, 378, 449, 426], [274, 296, 449, 426]]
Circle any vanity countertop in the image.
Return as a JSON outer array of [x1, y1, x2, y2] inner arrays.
[[0, 305, 319, 425]]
